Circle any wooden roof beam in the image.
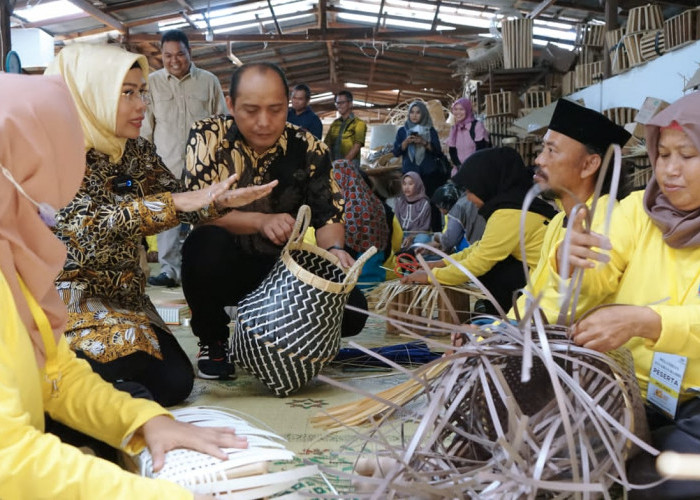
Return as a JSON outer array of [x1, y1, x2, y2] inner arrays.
[[126, 25, 486, 43], [67, 0, 126, 33], [266, 0, 283, 34], [327, 41, 337, 85], [103, 0, 172, 13], [527, 0, 557, 19]]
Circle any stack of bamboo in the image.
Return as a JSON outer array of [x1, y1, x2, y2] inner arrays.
[[501, 18, 533, 69], [664, 7, 700, 52], [605, 27, 629, 75], [483, 91, 520, 147], [574, 22, 606, 90], [623, 3, 664, 67]]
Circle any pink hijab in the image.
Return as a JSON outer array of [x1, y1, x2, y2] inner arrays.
[[643, 92, 700, 249], [446, 98, 488, 163], [0, 74, 85, 366]]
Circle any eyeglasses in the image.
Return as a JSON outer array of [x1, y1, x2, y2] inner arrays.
[[121, 89, 151, 105], [335, 100, 349, 106]]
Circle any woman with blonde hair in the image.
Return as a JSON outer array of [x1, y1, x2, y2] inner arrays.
[[45, 44, 275, 407]]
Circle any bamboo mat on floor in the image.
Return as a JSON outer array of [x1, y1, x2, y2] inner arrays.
[[169, 315, 415, 496]]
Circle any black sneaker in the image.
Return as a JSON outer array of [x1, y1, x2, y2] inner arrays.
[[148, 272, 178, 287], [196, 340, 236, 380]]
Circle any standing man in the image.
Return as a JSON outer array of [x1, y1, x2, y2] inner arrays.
[[142, 29, 227, 287], [287, 83, 322, 139], [181, 63, 368, 380], [324, 90, 367, 168], [512, 98, 631, 321]]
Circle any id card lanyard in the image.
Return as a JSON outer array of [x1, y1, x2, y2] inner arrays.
[[647, 352, 687, 419], [645, 252, 699, 418], [17, 276, 61, 398]]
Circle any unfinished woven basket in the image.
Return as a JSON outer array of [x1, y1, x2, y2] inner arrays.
[[125, 406, 318, 499], [233, 205, 376, 397], [317, 318, 653, 498]]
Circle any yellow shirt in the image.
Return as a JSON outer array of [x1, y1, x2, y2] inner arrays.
[[512, 194, 615, 322], [538, 191, 700, 399], [432, 209, 550, 285], [0, 270, 191, 499]]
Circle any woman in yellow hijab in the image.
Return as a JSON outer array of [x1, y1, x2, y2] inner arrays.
[[0, 72, 248, 499], [45, 44, 275, 407]]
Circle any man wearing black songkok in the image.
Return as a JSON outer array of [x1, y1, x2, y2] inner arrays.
[[512, 99, 632, 321]]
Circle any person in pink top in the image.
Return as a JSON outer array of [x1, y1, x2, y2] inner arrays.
[[445, 97, 490, 175]]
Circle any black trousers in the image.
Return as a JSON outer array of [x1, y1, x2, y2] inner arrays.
[[181, 225, 368, 346], [475, 255, 527, 313], [75, 325, 194, 408], [627, 398, 700, 499]]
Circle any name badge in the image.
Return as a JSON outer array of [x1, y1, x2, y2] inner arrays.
[[646, 352, 687, 419]]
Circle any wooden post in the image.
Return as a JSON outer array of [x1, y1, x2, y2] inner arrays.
[[604, 0, 619, 79], [1, 0, 12, 70]]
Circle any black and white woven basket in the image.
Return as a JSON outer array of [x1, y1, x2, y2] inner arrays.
[[233, 205, 376, 397]]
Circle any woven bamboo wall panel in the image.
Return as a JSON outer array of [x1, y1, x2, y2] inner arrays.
[[502, 18, 533, 69]]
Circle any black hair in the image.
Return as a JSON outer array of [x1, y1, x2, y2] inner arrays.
[[161, 29, 190, 52], [583, 143, 632, 201], [336, 90, 353, 102], [229, 62, 289, 102], [292, 83, 311, 100], [129, 62, 141, 70], [431, 182, 461, 211]]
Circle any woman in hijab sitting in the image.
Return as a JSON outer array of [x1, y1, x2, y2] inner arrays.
[[393, 100, 445, 197], [401, 147, 556, 313], [445, 97, 490, 176], [0, 72, 247, 500], [552, 91, 700, 500], [44, 44, 275, 407]]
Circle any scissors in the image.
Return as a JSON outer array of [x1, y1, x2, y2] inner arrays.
[[393, 252, 420, 276]]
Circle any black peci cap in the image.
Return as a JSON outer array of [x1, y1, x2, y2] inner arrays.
[[548, 99, 631, 151]]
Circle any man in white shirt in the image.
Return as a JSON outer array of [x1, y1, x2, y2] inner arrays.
[[142, 29, 227, 287]]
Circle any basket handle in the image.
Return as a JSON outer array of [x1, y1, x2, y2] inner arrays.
[[286, 204, 312, 248], [342, 245, 377, 286]]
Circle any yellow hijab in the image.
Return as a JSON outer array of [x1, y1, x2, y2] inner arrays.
[[45, 44, 149, 163], [0, 74, 85, 367]]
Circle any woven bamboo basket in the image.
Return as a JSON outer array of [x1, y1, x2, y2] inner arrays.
[[663, 8, 700, 51], [603, 107, 638, 127], [623, 32, 646, 67], [335, 323, 653, 498], [640, 30, 665, 61], [625, 3, 663, 34], [233, 205, 376, 397], [574, 60, 604, 90], [575, 23, 606, 47], [124, 406, 318, 499], [369, 280, 485, 334]]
